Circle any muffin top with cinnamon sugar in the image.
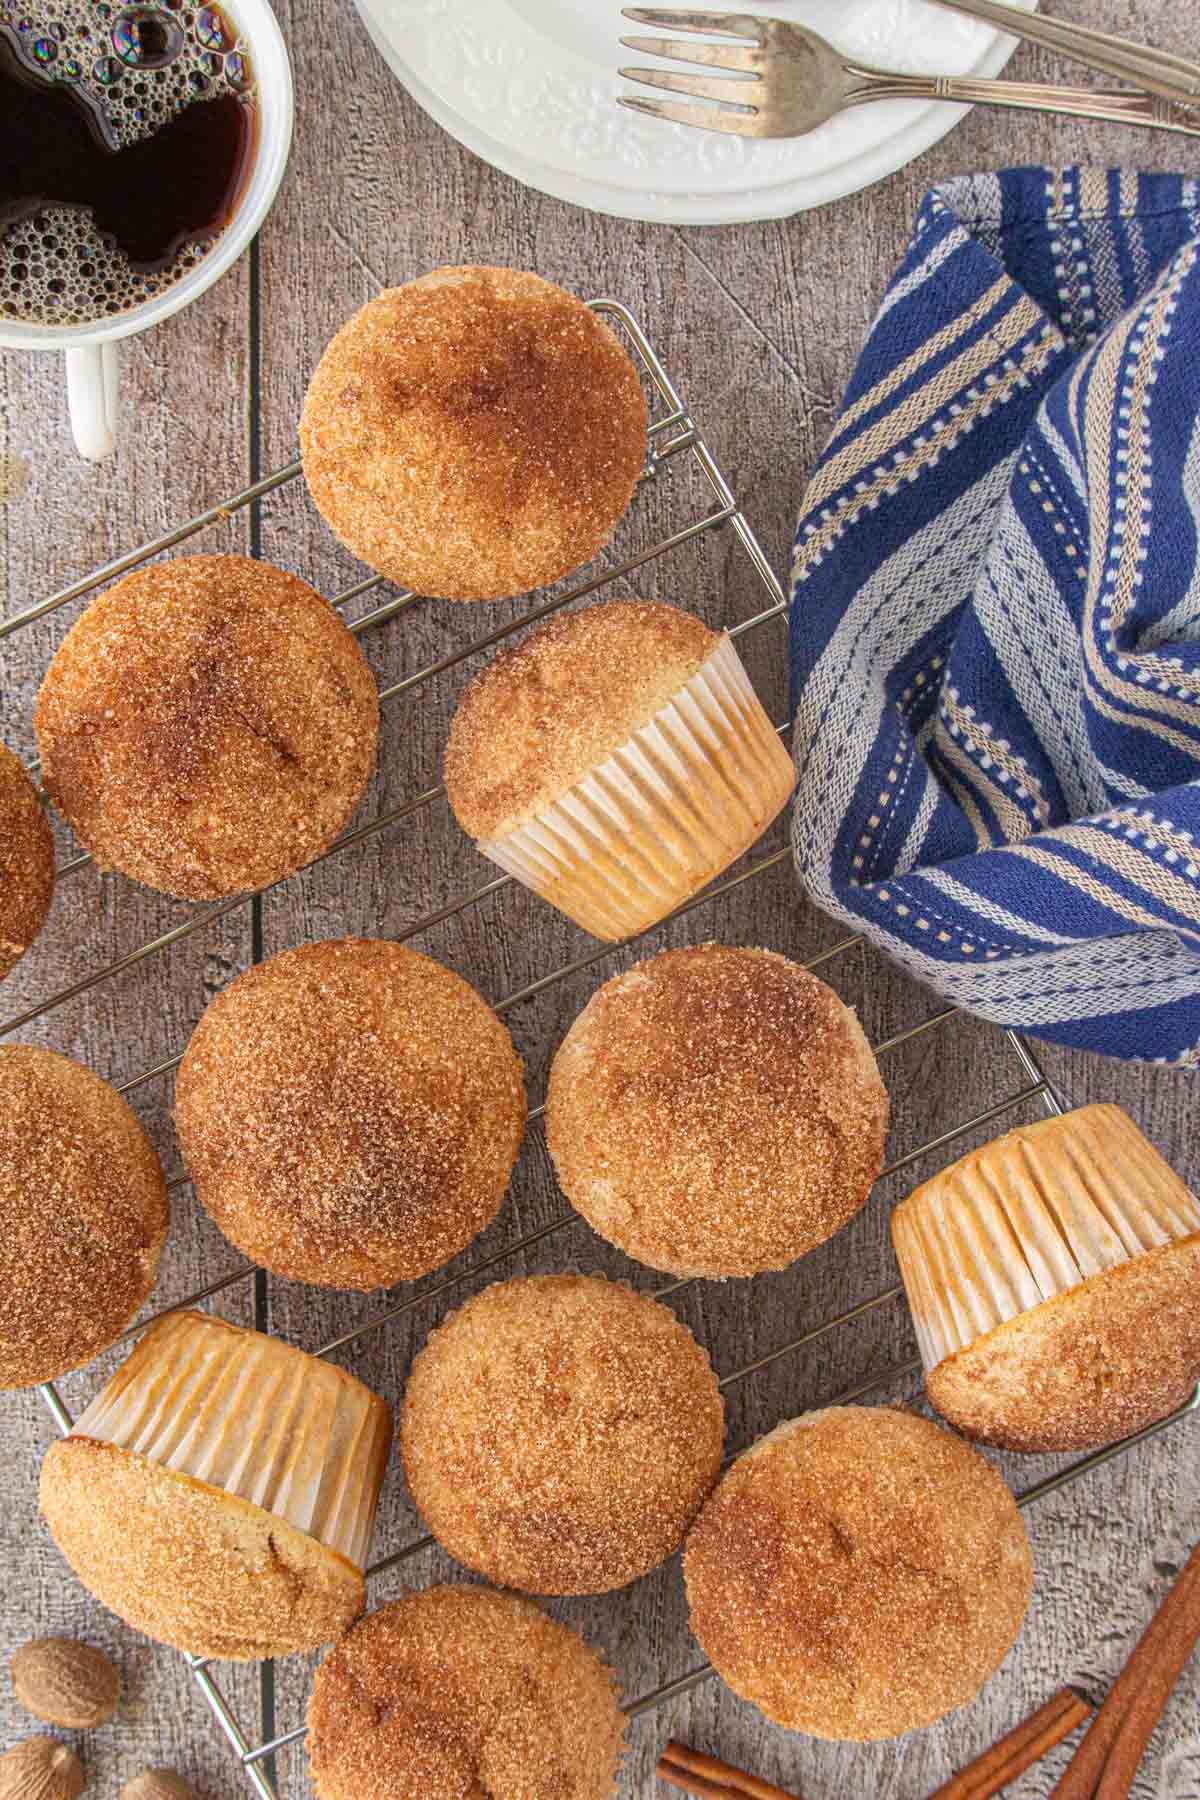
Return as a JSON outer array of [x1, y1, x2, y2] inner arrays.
[[0, 744, 54, 980], [307, 1586, 625, 1800], [683, 1406, 1032, 1741], [300, 267, 648, 602], [445, 597, 719, 841], [547, 943, 889, 1279], [175, 938, 526, 1291], [34, 555, 378, 900], [0, 1044, 167, 1388], [400, 1273, 724, 1595]]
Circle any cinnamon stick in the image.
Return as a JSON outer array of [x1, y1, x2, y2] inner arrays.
[[928, 1686, 1094, 1798], [657, 1740, 802, 1800], [1051, 1539, 1200, 1799], [1093, 1542, 1200, 1798]]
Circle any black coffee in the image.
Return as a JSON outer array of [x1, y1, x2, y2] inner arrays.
[[0, 0, 256, 326]]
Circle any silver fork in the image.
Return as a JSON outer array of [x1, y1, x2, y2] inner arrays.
[[926, 0, 1200, 107], [618, 8, 1200, 140]]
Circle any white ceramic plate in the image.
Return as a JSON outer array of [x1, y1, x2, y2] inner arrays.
[[351, 0, 1035, 224]]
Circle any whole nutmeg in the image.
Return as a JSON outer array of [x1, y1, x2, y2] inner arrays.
[[11, 1639, 120, 1731], [120, 1774, 199, 1800], [0, 1737, 85, 1799]]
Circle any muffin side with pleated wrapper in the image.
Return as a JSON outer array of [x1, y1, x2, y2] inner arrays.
[[445, 597, 796, 941], [892, 1104, 1200, 1452], [39, 1310, 392, 1660]]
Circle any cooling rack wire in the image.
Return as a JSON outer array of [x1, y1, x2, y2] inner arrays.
[[5, 302, 1197, 1800]]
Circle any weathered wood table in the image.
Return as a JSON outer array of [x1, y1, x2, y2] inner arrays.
[[2, 3, 1198, 1794]]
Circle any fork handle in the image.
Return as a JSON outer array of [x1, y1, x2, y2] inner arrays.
[[924, 0, 1200, 105], [842, 67, 1200, 137]]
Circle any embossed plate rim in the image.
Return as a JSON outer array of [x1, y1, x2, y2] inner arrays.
[[348, 0, 1036, 223]]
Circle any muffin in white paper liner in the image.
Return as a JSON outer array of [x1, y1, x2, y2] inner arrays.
[[479, 634, 795, 941], [892, 1104, 1200, 1452], [70, 1310, 391, 1568]]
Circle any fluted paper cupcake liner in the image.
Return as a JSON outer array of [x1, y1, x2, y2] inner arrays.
[[892, 1104, 1200, 1372], [479, 634, 796, 941], [72, 1311, 392, 1569]]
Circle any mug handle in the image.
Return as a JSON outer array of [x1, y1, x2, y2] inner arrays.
[[65, 340, 120, 461]]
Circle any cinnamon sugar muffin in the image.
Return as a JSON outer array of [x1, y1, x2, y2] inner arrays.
[[299, 267, 647, 601], [546, 944, 889, 1278], [41, 1311, 392, 1660], [175, 938, 526, 1290], [35, 555, 379, 899], [307, 1586, 625, 1800], [683, 1406, 1032, 1740], [445, 599, 795, 939], [892, 1105, 1200, 1452], [0, 745, 54, 979], [0, 1045, 167, 1387], [400, 1274, 724, 1594]]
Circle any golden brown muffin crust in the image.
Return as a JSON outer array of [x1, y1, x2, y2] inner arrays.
[[175, 938, 526, 1290], [40, 1438, 363, 1660], [0, 745, 54, 980], [927, 1234, 1200, 1452], [306, 1585, 625, 1800], [444, 599, 720, 840], [400, 1273, 724, 1594], [0, 1045, 167, 1388], [34, 555, 379, 899], [546, 944, 889, 1278], [299, 267, 648, 602], [683, 1406, 1032, 1741]]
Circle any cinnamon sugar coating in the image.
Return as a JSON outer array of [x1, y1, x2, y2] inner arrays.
[[299, 267, 648, 602], [0, 745, 54, 980], [34, 555, 379, 899], [40, 1438, 363, 1660], [0, 1045, 167, 1387], [546, 944, 889, 1278], [400, 1273, 724, 1594], [175, 938, 527, 1290], [306, 1585, 625, 1800], [683, 1406, 1032, 1741], [444, 598, 719, 841], [927, 1237, 1200, 1452]]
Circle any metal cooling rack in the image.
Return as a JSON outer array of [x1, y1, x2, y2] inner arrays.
[[5, 303, 1197, 1800]]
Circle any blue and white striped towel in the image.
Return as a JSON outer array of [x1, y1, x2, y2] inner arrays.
[[790, 168, 1200, 1066]]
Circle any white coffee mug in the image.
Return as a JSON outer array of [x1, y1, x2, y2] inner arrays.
[[0, 0, 293, 460]]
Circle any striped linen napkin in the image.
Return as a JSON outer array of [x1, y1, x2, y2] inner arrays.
[[790, 168, 1200, 1066]]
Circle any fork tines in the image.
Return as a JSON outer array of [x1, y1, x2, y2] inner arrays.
[[619, 6, 764, 129], [620, 7, 763, 36]]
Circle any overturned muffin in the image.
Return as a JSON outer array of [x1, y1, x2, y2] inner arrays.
[[445, 598, 795, 939], [547, 944, 888, 1277], [0, 745, 54, 980], [40, 1311, 392, 1660], [0, 1044, 167, 1387], [35, 555, 379, 899], [307, 1585, 625, 1800], [401, 1273, 724, 1594], [175, 938, 527, 1290], [683, 1406, 1032, 1741], [892, 1104, 1200, 1452], [299, 267, 647, 601]]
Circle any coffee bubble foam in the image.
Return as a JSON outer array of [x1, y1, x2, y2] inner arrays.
[[0, 0, 252, 327]]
